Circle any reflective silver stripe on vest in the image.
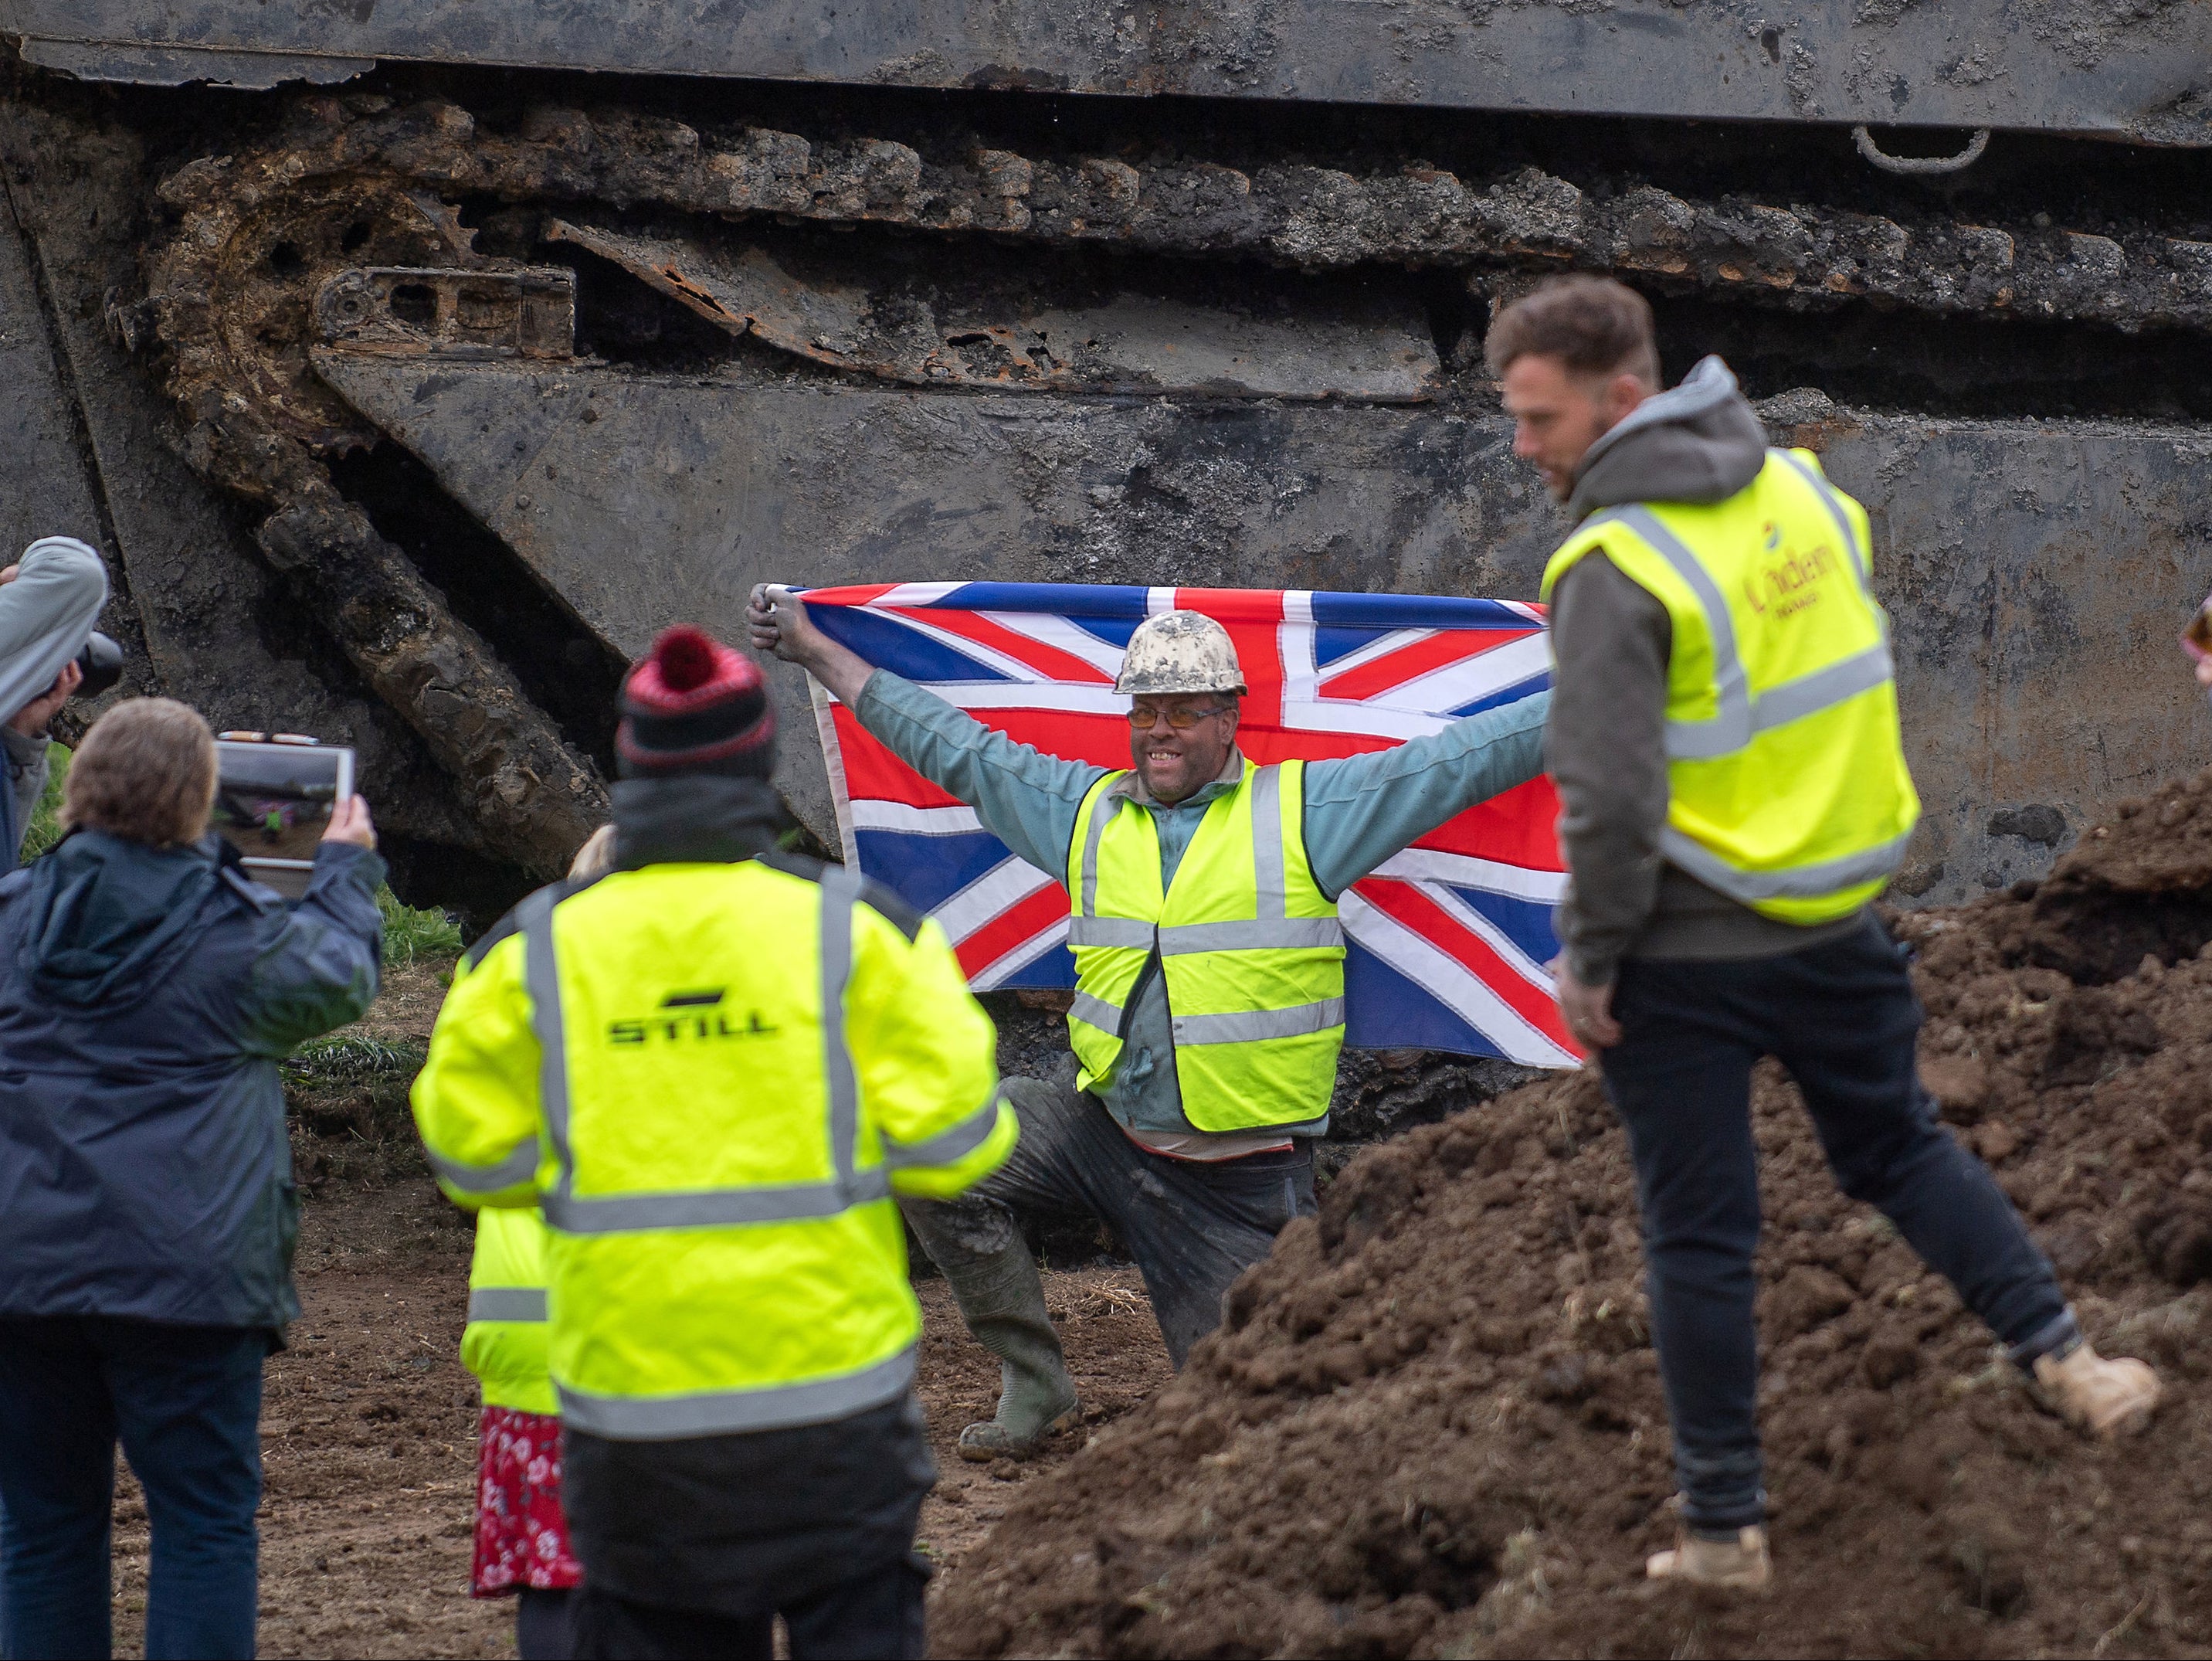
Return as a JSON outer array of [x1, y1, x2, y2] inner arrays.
[[1750, 644, 1895, 734], [1077, 786, 1126, 920], [467, 1287, 548, 1323], [882, 1089, 1003, 1170], [556, 1344, 917, 1440], [1158, 918, 1345, 954], [1586, 504, 1752, 760], [523, 868, 891, 1238], [1775, 449, 1872, 586], [428, 1140, 539, 1194], [1588, 484, 1893, 763], [1068, 990, 1123, 1033], [1657, 825, 1914, 903], [1250, 764, 1286, 919], [819, 868, 862, 1198], [519, 887, 574, 1210], [1066, 916, 1155, 949], [1171, 997, 1346, 1045], [543, 1174, 893, 1233]]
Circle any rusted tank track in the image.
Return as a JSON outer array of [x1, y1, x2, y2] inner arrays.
[[158, 98, 2212, 416], [149, 91, 2212, 462], [150, 104, 609, 877]]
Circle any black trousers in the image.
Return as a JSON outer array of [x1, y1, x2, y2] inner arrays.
[[1599, 915, 2074, 1530], [945, 1076, 1316, 1367], [562, 1397, 935, 1659], [517, 1587, 581, 1661], [572, 1557, 928, 1661]]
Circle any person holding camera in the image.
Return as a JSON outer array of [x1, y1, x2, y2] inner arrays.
[[0, 698, 385, 1660], [0, 536, 113, 871]]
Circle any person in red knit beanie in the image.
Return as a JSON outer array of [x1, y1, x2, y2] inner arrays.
[[615, 625, 776, 781], [416, 622, 1009, 1661]]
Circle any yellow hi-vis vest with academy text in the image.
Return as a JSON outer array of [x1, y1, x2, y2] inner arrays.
[[411, 855, 1016, 1439], [1065, 759, 1345, 1133], [462, 1206, 556, 1416], [1539, 448, 1919, 923]]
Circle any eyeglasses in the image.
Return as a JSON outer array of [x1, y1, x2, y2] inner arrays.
[[1126, 705, 1233, 729]]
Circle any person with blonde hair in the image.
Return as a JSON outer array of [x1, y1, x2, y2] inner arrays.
[[0, 697, 384, 1660]]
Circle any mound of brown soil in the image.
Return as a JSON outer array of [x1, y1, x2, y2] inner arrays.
[[933, 772, 2212, 1659]]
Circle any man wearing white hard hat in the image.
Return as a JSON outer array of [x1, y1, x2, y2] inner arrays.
[[750, 586, 1545, 1456]]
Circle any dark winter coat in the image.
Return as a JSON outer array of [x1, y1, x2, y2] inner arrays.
[[0, 830, 384, 1331]]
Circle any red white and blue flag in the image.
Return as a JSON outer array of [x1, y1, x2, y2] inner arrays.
[[803, 582, 1576, 1068]]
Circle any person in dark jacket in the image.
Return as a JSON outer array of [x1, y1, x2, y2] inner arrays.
[[0, 697, 384, 1661]]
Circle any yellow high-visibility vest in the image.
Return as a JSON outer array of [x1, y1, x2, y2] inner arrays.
[[1540, 448, 1919, 924], [461, 1207, 556, 1417], [1065, 759, 1345, 1133], [412, 856, 1014, 1439]]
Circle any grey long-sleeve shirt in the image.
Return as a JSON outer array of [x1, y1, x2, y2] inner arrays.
[[851, 668, 1549, 1148]]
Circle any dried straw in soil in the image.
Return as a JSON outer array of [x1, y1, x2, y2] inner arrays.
[[933, 770, 2212, 1659]]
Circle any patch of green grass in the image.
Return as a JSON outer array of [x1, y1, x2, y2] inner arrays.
[[283, 1030, 426, 1085], [20, 742, 68, 861], [378, 886, 463, 966]]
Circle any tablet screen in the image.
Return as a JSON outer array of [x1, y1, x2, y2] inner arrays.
[[212, 739, 355, 894]]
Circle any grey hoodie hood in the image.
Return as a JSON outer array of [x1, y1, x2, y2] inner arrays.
[[1566, 355, 1768, 522]]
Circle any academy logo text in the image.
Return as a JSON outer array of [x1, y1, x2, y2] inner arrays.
[[1741, 524, 1839, 619]]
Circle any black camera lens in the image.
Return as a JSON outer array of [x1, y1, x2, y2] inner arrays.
[[73, 632, 122, 700]]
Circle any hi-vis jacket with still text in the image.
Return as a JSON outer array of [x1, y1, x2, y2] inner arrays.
[[411, 852, 1014, 1439], [462, 1206, 556, 1416], [1541, 446, 1919, 925], [1065, 759, 1344, 1133]]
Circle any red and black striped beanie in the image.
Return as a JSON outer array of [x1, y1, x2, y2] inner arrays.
[[616, 625, 776, 780]]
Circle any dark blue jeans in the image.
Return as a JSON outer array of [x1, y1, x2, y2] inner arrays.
[[0, 1316, 267, 1660], [1600, 916, 2073, 1531]]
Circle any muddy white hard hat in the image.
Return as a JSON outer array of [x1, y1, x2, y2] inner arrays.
[[1114, 610, 1247, 697]]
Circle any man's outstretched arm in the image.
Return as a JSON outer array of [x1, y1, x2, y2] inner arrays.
[[748, 585, 1103, 883], [1301, 687, 1552, 898]]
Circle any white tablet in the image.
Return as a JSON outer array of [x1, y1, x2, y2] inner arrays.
[[212, 735, 356, 901]]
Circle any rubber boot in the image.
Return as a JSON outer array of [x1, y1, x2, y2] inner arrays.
[[1646, 1525, 1772, 1591], [2033, 1340, 2161, 1437], [902, 1200, 1079, 1461]]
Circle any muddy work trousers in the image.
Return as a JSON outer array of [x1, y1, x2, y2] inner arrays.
[[906, 1077, 1316, 1367], [1598, 915, 2075, 1533]]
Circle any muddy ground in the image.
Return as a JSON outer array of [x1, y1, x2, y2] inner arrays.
[[98, 962, 1174, 1659], [938, 771, 2212, 1660], [98, 752, 2212, 1660]]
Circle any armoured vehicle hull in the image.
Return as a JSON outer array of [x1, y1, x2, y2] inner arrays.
[[11, 0, 2212, 146], [0, 7, 2206, 925]]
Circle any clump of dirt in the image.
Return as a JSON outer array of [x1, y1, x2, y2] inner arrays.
[[933, 770, 2212, 1659]]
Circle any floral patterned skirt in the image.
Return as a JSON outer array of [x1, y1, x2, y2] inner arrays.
[[470, 1405, 583, 1596]]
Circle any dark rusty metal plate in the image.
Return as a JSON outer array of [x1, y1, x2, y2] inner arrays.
[[10, 0, 2210, 144], [546, 219, 1439, 401], [310, 350, 2212, 902]]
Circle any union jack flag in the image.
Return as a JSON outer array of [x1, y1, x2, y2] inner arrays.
[[802, 582, 1576, 1069]]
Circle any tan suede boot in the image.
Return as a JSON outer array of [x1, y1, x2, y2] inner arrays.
[[1646, 1525, 1772, 1591], [2033, 1341, 2161, 1437]]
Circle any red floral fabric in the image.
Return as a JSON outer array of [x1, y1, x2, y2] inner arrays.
[[470, 1405, 582, 1595]]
